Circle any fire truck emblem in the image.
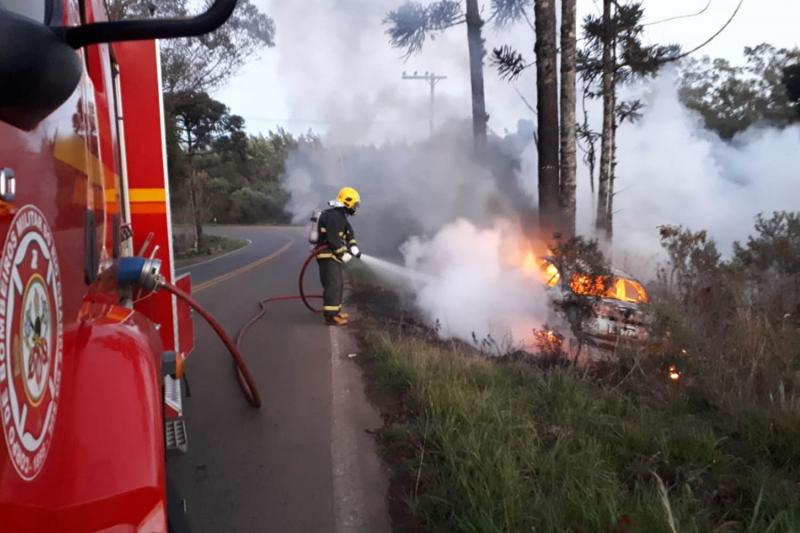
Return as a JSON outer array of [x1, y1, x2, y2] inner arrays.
[[0, 205, 63, 481]]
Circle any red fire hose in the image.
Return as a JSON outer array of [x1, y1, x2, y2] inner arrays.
[[298, 245, 325, 313], [160, 281, 263, 408], [158, 245, 326, 408]]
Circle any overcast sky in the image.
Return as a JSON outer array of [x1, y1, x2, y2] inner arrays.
[[213, 0, 800, 141]]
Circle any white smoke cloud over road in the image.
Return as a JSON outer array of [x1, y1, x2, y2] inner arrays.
[[284, 122, 535, 259]]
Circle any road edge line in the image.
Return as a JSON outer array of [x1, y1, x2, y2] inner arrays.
[[329, 326, 391, 533]]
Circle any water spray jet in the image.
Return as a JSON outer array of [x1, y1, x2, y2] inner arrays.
[[360, 254, 434, 285]]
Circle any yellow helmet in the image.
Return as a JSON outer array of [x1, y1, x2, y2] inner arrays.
[[336, 186, 361, 211]]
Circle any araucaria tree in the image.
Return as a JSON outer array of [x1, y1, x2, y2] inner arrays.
[[533, 0, 560, 235], [679, 44, 800, 139], [169, 92, 235, 249], [384, 0, 488, 157], [491, 0, 578, 238], [560, 0, 578, 239], [579, 2, 678, 241]]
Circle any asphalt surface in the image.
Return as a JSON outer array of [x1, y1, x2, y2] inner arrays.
[[167, 226, 389, 533], [174, 226, 290, 286]]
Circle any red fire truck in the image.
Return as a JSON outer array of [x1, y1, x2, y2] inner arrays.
[[0, 1, 244, 531]]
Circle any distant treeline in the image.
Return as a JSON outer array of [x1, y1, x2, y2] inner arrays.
[[680, 43, 800, 139], [164, 89, 319, 230]]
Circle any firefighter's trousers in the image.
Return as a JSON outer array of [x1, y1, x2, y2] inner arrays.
[[317, 257, 343, 317]]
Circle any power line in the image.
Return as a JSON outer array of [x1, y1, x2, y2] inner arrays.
[[660, 0, 745, 63], [642, 0, 713, 27]]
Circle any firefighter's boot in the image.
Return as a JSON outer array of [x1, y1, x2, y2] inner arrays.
[[325, 314, 348, 326]]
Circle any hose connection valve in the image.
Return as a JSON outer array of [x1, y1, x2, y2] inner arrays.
[[117, 256, 164, 291]]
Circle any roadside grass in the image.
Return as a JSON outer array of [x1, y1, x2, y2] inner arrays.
[[350, 215, 800, 532], [361, 325, 800, 533], [172, 233, 248, 260]]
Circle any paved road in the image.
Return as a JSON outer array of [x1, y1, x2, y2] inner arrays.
[[167, 226, 389, 533], [174, 226, 294, 286]]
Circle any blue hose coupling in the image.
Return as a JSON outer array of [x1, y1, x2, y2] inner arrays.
[[117, 256, 163, 291]]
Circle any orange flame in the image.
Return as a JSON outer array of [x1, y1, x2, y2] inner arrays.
[[668, 365, 681, 382], [569, 274, 649, 304], [533, 328, 564, 353], [520, 251, 560, 286], [512, 242, 649, 304]]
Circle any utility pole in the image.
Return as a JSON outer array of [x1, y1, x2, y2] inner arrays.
[[402, 71, 447, 138]]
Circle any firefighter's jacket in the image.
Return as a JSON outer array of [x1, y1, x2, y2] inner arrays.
[[316, 207, 357, 261]]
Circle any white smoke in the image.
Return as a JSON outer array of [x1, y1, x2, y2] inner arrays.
[[401, 218, 549, 345], [249, 0, 536, 143], [513, 70, 800, 278], [283, 63, 799, 345], [285, 122, 535, 258], [602, 71, 800, 277], [389, 70, 800, 343]]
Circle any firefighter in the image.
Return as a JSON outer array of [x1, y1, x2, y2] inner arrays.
[[317, 186, 361, 325]]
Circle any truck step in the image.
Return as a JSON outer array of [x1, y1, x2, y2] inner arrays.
[[165, 419, 188, 453], [164, 374, 183, 418]]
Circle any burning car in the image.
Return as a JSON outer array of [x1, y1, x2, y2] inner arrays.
[[538, 257, 653, 356]]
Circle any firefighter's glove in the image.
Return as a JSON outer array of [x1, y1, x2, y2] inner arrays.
[[350, 246, 361, 258], [341, 252, 353, 263]]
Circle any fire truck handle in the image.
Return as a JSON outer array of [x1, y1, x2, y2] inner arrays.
[[59, 0, 240, 48]]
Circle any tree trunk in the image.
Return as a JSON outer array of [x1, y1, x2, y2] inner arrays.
[[607, 41, 619, 243], [596, 0, 615, 241], [465, 0, 488, 158], [185, 129, 203, 252], [559, 0, 577, 238], [608, 114, 617, 242], [534, 0, 560, 237], [187, 167, 203, 252]]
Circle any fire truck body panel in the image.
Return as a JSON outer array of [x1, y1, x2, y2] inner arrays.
[[0, 311, 166, 532], [0, 0, 200, 530], [114, 38, 184, 355]]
